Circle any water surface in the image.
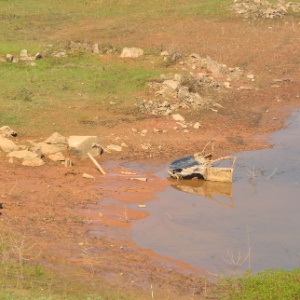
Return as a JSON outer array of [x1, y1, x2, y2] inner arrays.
[[131, 110, 300, 273]]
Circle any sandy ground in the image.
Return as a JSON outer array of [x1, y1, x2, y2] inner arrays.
[[1, 15, 300, 299]]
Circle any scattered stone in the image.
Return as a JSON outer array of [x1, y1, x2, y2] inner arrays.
[[213, 103, 224, 109], [120, 47, 144, 58], [0, 126, 17, 138], [138, 204, 146, 208], [172, 114, 185, 122], [0, 137, 19, 153], [162, 80, 181, 92], [141, 143, 151, 150], [53, 51, 67, 58], [141, 129, 148, 136], [131, 128, 138, 134], [83, 173, 95, 179], [106, 144, 123, 152], [68, 136, 103, 158], [177, 122, 187, 129], [247, 74, 255, 81], [35, 53, 42, 60], [45, 132, 67, 145], [6, 54, 14, 62], [193, 122, 201, 129], [223, 81, 231, 88], [22, 157, 45, 167], [9, 158, 13, 164], [231, 0, 300, 19], [48, 152, 65, 161], [160, 51, 170, 56], [8, 150, 38, 160], [20, 49, 28, 57], [121, 142, 128, 148], [92, 44, 100, 54], [40, 143, 67, 155]]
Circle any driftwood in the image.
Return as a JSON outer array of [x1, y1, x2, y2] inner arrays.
[[83, 173, 95, 179], [87, 152, 106, 175], [130, 177, 147, 182]]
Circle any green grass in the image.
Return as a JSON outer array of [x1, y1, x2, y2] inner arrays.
[[0, 0, 231, 45], [215, 269, 300, 300], [0, 52, 162, 133]]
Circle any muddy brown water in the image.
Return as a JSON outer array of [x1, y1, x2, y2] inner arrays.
[[129, 110, 300, 274]]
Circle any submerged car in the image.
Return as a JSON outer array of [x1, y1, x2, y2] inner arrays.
[[167, 152, 236, 183]]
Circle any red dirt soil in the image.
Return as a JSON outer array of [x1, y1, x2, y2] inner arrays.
[[1, 15, 300, 299]]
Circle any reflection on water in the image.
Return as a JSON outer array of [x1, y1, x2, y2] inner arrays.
[[170, 179, 234, 208], [131, 109, 300, 274]]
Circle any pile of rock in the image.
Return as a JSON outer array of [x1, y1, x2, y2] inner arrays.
[[140, 53, 250, 115], [0, 127, 104, 167], [142, 74, 211, 115], [183, 54, 244, 81], [3, 49, 42, 66], [231, 0, 300, 19], [68, 41, 118, 55]]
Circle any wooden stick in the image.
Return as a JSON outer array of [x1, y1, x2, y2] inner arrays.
[[87, 152, 106, 175]]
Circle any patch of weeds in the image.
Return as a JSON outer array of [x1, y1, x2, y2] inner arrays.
[[214, 269, 300, 300], [11, 88, 34, 102]]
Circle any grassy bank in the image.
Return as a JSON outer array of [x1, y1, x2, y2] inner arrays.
[[215, 269, 300, 300], [0, 51, 164, 135]]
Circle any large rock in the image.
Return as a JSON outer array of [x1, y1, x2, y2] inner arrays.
[[7, 150, 38, 160], [40, 143, 67, 155], [44, 132, 67, 145], [0, 126, 17, 138], [48, 152, 65, 161], [68, 136, 102, 158], [172, 114, 185, 122], [162, 80, 181, 92], [0, 137, 19, 152], [120, 47, 144, 58], [206, 56, 221, 78], [22, 158, 45, 167]]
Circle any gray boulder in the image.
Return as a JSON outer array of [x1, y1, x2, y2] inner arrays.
[[39, 143, 67, 155], [68, 136, 102, 158], [45, 132, 67, 145]]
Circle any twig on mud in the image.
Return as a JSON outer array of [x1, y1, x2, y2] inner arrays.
[[8, 180, 18, 196]]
